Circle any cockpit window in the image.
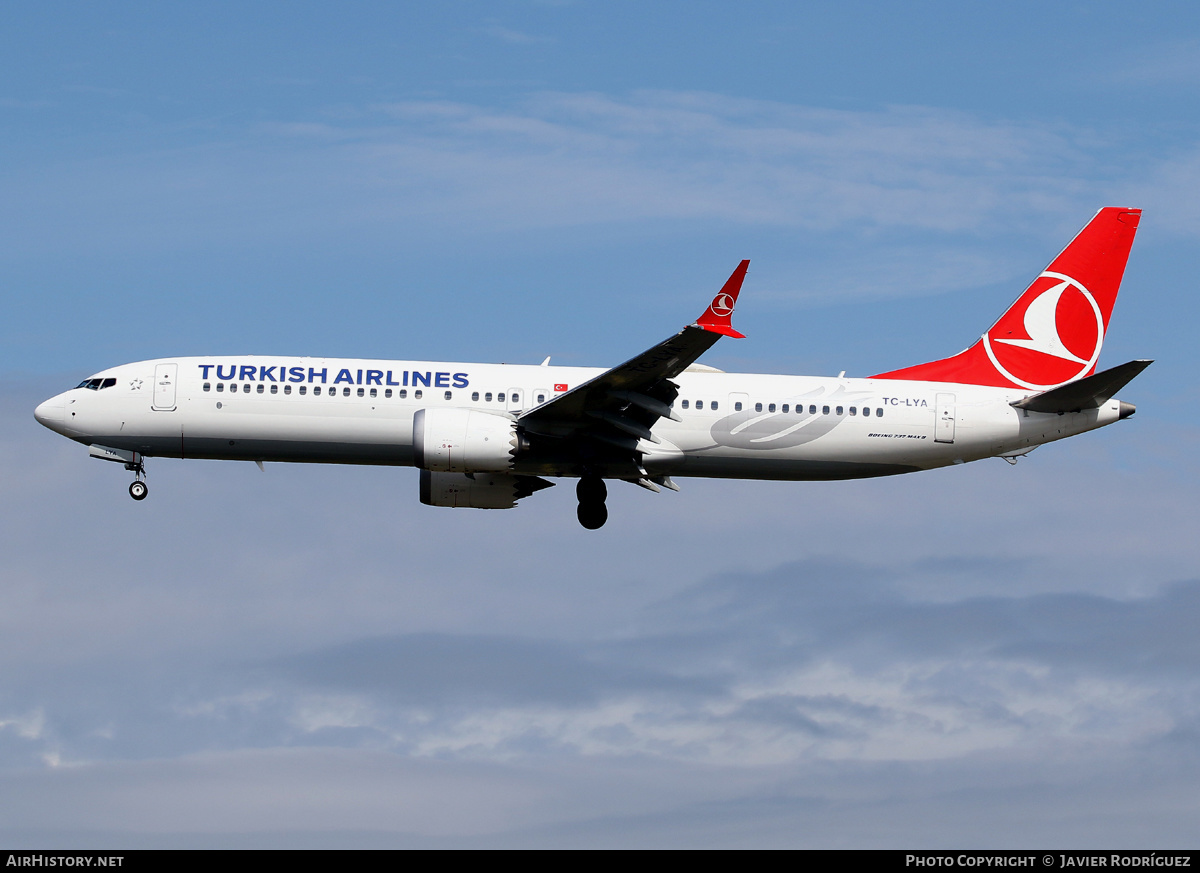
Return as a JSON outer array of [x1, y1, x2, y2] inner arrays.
[[75, 377, 116, 390]]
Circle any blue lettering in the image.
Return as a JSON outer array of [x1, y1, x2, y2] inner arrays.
[[259, 366, 277, 382], [452, 372, 469, 388], [289, 367, 306, 383], [403, 371, 409, 386], [199, 364, 214, 380], [413, 371, 431, 387], [334, 369, 355, 385], [356, 369, 363, 385], [386, 370, 401, 386], [216, 365, 237, 380], [239, 365, 257, 381], [434, 372, 450, 388], [366, 370, 383, 386], [308, 367, 327, 384]]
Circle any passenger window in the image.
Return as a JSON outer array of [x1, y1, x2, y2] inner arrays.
[[472, 392, 480, 401], [836, 406, 843, 415], [370, 388, 377, 398], [385, 389, 392, 398], [876, 408, 883, 417], [314, 386, 322, 395], [399, 389, 408, 399], [862, 406, 869, 416], [511, 392, 519, 404], [822, 405, 830, 415], [216, 383, 224, 392], [485, 392, 493, 402], [357, 387, 365, 397], [711, 401, 718, 411], [755, 402, 763, 412], [849, 406, 856, 415], [734, 402, 742, 411], [498, 393, 506, 403], [414, 390, 423, 399], [270, 384, 278, 394], [810, 405, 817, 414], [256, 384, 264, 394], [782, 404, 789, 413], [444, 391, 453, 400], [285, 385, 292, 395], [768, 403, 776, 413], [203, 383, 211, 392], [682, 400, 689, 409], [537, 393, 545, 404], [696, 400, 704, 410]]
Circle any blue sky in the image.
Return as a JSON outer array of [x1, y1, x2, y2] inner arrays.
[[3, 1, 1200, 846]]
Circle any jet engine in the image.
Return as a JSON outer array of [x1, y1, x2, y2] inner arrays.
[[419, 470, 553, 509], [412, 408, 525, 473]]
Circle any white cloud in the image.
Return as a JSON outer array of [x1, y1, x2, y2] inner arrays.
[[0, 91, 1130, 266]]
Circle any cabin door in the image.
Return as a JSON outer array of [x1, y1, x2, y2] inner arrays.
[[152, 363, 178, 411], [934, 392, 956, 443]]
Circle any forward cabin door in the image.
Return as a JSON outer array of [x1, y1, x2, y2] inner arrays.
[[934, 392, 956, 443], [152, 363, 178, 411]]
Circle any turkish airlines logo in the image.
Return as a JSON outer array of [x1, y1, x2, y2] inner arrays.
[[982, 271, 1104, 390], [709, 293, 736, 317]]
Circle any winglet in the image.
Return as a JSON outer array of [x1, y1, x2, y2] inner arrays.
[[695, 260, 749, 338]]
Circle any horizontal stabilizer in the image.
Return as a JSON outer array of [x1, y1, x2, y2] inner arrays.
[[1011, 359, 1152, 414]]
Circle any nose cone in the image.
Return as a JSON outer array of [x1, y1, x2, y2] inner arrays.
[[34, 395, 68, 435]]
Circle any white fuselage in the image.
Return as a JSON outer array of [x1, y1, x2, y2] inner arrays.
[[34, 355, 1123, 481]]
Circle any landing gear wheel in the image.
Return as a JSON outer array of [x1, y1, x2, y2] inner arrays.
[[577, 501, 608, 530], [129, 480, 148, 501], [576, 475, 608, 529], [577, 476, 607, 504]]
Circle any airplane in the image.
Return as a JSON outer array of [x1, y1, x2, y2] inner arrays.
[[34, 207, 1150, 529]]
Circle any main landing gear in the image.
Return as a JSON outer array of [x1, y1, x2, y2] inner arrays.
[[126, 459, 148, 501], [576, 476, 607, 530]]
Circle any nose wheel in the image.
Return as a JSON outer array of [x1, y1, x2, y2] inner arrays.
[[125, 459, 148, 501], [576, 476, 607, 529]]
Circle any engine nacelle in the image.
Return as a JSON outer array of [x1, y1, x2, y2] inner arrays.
[[419, 470, 553, 509], [413, 408, 522, 473]]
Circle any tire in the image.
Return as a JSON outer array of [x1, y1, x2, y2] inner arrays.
[[129, 481, 148, 501], [577, 501, 608, 530], [576, 476, 607, 504]]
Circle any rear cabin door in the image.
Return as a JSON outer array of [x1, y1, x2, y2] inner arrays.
[[152, 363, 178, 411], [934, 392, 956, 443]]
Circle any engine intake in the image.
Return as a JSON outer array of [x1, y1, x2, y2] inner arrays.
[[413, 408, 524, 473]]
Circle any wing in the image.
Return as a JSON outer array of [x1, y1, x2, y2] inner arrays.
[[517, 261, 749, 482]]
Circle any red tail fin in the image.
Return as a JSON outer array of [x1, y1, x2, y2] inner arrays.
[[873, 208, 1141, 390]]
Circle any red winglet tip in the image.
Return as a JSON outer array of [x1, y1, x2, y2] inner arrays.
[[696, 260, 749, 338]]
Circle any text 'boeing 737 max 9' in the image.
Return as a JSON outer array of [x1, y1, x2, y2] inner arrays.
[[35, 207, 1150, 529]]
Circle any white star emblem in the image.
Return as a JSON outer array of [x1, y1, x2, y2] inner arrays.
[[130, 379, 143, 390]]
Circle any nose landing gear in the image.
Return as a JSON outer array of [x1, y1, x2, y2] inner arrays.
[[126, 459, 148, 501], [576, 476, 607, 529]]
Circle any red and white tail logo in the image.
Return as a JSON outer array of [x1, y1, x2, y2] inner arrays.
[[696, 260, 750, 338], [873, 207, 1141, 389]]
